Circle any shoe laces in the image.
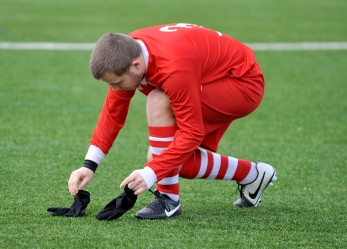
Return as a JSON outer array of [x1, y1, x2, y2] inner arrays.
[[236, 184, 245, 198], [148, 189, 169, 211]]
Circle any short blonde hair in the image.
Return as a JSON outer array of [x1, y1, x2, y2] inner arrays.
[[89, 33, 142, 79]]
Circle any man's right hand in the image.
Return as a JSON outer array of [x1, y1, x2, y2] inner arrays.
[[68, 167, 94, 196]]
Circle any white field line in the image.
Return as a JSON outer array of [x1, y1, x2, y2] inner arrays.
[[0, 42, 95, 50], [0, 41, 347, 51], [248, 42, 347, 51]]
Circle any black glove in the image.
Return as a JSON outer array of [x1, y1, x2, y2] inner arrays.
[[47, 190, 90, 217], [96, 186, 137, 221]]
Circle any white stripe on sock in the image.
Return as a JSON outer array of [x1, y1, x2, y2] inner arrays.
[[160, 192, 179, 201], [223, 157, 238, 180], [158, 175, 179, 185], [195, 149, 208, 178], [149, 136, 174, 141], [150, 146, 167, 155], [238, 162, 257, 185], [207, 153, 221, 179]]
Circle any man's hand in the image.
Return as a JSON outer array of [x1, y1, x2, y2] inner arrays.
[[120, 171, 148, 195], [68, 167, 94, 196]]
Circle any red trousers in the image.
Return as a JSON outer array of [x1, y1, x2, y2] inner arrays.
[[200, 63, 264, 151]]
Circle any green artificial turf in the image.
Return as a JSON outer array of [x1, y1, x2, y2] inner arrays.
[[1, 0, 346, 248]]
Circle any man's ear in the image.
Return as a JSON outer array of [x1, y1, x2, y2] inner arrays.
[[132, 59, 141, 69]]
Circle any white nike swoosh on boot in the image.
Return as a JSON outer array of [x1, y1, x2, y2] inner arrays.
[[165, 204, 181, 217]]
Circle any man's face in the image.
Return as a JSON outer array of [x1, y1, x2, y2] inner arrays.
[[102, 65, 144, 91]]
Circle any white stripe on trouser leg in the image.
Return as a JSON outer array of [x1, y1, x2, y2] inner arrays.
[[150, 146, 167, 156], [207, 153, 221, 179], [223, 157, 238, 180], [157, 175, 179, 185], [195, 148, 208, 179]]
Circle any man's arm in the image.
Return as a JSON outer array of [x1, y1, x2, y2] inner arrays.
[[121, 69, 205, 193], [146, 69, 204, 181], [68, 87, 135, 195], [89, 87, 136, 154]]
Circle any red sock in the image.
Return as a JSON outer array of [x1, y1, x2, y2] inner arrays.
[[180, 148, 256, 183], [148, 126, 180, 201]]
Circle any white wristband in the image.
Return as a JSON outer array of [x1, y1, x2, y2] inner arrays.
[[85, 145, 105, 164]]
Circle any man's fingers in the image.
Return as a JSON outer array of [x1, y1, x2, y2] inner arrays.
[[68, 172, 79, 196], [120, 171, 140, 189], [78, 176, 91, 191], [120, 171, 148, 195], [134, 187, 147, 195], [68, 167, 94, 196], [127, 179, 140, 190], [120, 175, 134, 189]]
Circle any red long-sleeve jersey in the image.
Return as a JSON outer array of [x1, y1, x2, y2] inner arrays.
[[90, 23, 257, 181]]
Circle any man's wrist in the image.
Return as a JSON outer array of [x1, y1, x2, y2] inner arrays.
[[83, 159, 98, 173], [135, 166, 157, 189], [85, 145, 105, 164]]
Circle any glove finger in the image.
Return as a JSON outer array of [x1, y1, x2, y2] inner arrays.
[[96, 186, 137, 221], [103, 194, 125, 210], [96, 210, 116, 220], [106, 211, 125, 221], [50, 208, 70, 216], [96, 206, 118, 220], [97, 206, 130, 221], [47, 207, 61, 212], [118, 196, 136, 210], [66, 208, 86, 217]]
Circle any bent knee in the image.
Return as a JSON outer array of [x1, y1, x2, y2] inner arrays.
[[147, 89, 171, 109], [146, 89, 175, 126]]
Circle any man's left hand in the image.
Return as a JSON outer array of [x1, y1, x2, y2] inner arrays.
[[120, 171, 148, 195]]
